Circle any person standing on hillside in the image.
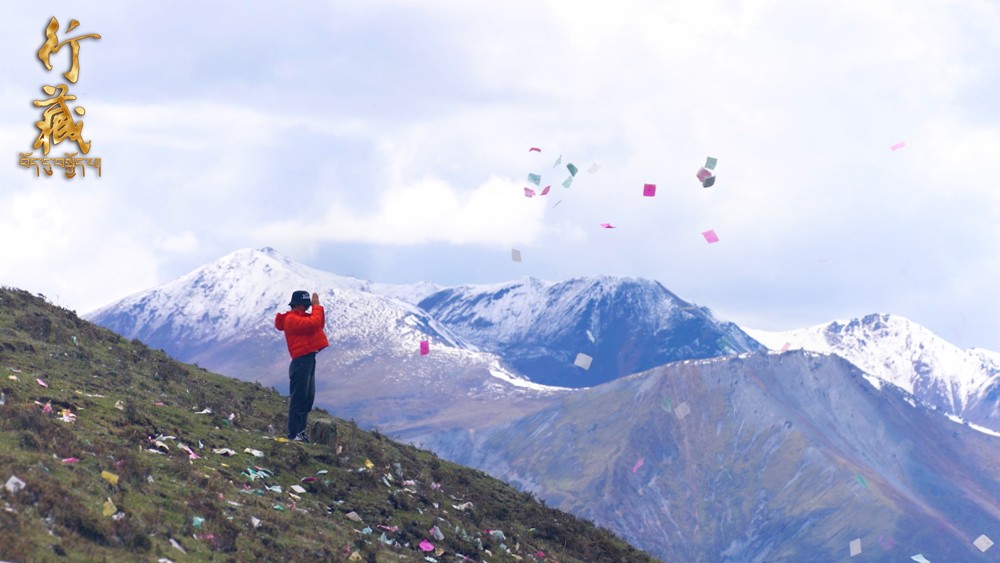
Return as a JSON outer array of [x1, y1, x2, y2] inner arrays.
[[274, 290, 329, 442]]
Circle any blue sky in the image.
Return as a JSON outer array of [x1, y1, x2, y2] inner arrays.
[[2, 1, 999, 350]]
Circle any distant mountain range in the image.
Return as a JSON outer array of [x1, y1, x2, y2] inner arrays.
[[86, 247, 1000, 561], [746, 315, 1000, 434]]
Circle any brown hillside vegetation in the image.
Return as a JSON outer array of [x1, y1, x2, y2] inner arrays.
[[0, 287, 658, 563]]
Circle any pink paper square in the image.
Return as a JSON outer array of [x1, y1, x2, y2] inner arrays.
[[419, 340, 429, 356], [540, 185, 550, 196], [524, 187, 535, 197], [702, 229, 719, 243], [643, 183, 656, 197], [890, 141, 906, 151], [600, 223, 615, 229], [696, 167, 713, 182]]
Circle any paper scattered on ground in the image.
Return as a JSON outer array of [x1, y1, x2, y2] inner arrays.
[[101, 470, 119, 486], [169, 538, 186, 554], [5, 475, 26, 494]]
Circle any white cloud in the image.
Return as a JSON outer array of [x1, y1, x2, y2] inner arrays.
[[248, 173, 553, 250], [154, 231, 199, 253], [0, 187, 160, 313]]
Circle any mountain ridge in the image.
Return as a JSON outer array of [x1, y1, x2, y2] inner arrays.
[[745, 313, 1000, 432], [414, 272, 763, 388]]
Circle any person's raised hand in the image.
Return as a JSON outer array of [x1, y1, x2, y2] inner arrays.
[[311, 292, 320, 307]]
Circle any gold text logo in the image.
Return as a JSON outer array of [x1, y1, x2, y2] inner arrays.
[[19, 17, 102, 179]]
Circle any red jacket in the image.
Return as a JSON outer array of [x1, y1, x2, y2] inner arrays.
[[275, 305, 329, 359]]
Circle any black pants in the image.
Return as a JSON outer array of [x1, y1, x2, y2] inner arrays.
[[288, 352, 316, 438]]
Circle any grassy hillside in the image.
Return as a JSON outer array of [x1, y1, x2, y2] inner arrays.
[[0, 288, 658, 563]]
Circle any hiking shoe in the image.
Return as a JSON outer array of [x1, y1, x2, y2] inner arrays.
[[292, 432, 310, 442]]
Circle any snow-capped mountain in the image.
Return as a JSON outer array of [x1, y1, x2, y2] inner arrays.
[[87, 246, 462, 353], [745, 313, 1000, 432], [415, 276, 764, 387], [87, 247, 564, 432], [408, 350, 1000, 561]]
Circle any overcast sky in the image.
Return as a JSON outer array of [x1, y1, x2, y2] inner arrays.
[[2, 1, 999, 350]]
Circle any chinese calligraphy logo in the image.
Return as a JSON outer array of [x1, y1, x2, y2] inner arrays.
[[19, 17, 102, 179]]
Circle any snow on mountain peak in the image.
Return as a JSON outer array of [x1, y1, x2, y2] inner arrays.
[[85, 247, 464, 352], [744, 313, 1000, 416], [416, 274, 695, 343]]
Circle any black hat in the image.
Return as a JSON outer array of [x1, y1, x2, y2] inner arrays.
[[288, 290, 311, 307]]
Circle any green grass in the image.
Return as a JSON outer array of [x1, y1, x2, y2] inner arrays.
[[0, 287, 658, 562]]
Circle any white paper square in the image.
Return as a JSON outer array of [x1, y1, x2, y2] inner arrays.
[[4, 475, 25, 494], [574, 353, 592, 370], [511, 249, 522, 262], [849, 538, 861, 556], [674, 402, 691, 420], [974, 535, 993, 552]]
